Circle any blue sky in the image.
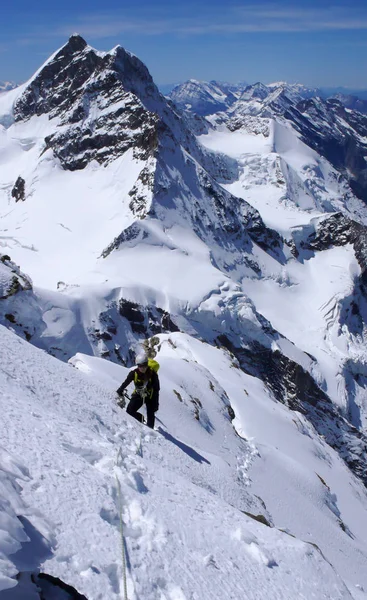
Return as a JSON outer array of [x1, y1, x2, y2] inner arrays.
[[1, 0, 367, 89]]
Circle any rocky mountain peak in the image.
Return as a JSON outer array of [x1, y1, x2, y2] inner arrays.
[[239, 82, 269, 102], [13, 34, 161, 126], [14, 36, 99, 121], [63, 33, 88, 53], [10, 36, 166, 171], [108, 44, 160, 106]]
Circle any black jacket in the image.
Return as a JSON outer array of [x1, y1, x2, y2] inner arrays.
[[117, 367, 160, 404]]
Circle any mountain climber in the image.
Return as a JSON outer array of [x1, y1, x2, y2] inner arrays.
[[116, 352, 160, 429]]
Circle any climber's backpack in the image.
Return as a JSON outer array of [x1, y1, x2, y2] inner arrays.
[[147, 358, 160, 373]]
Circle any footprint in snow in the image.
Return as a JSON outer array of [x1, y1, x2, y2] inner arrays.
[[232, 528, 278, 568], [126, 469, 149, 494], [104, 562, 120, 595], [100, 507, 120, 528], [203, 554, 219, 569]]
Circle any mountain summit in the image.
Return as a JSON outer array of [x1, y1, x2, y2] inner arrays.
[[13, 34, 162, 169]]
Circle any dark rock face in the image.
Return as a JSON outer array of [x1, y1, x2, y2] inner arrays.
[[245, 211, 285, 259], [128, 164, 155, 218], [343, 358, 367, 429], [291, 213, 367, 277], [217, 334, 367, 487], [100, 223, 143, 258], [119, 298, 179, 337], [14, 35, 161, 171], [14, 35, 161, 123], [0, 255, 32, 299], [303, 213, 354, 252], [293, 98, 367, 204], [15, 35, 92, 120], [82, 297, 180, 365], [43, 103, 158, 170], [11, 176, 26, 202]]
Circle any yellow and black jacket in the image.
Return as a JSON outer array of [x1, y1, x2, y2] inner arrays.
[[117, 366, 160, 408]]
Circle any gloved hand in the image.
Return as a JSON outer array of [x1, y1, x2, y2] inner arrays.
[[117, 390, 129, 409]]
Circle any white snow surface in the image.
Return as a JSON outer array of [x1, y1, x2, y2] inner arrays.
[[0, 112, 147, 288], [1, 325, 367, 599], [199, 120, 367, 233]]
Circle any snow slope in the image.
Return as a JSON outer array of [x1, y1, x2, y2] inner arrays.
[[198, 117, 367, 422], [0, 120, 148, 288], [199, 119, 367, 233], [1, 325, 367, 599]]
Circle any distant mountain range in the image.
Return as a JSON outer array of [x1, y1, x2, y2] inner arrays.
[[168, 79, 367, 115], [0, 80, 17, 92]]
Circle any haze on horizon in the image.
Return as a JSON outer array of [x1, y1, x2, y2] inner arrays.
[[1, 0, 367, 90]]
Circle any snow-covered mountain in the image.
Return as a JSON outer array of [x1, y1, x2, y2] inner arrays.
[[169, 80, 324, 117], [171, 79, 367, 119], [0, 80, 17, 93], [331, 93, 367, 115], [169, 79, 242, 115], [1, 35, 367, 599], [209, 85, 367, 204], [267, 81, 321, 101]]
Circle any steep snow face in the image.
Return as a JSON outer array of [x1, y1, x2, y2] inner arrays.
[[0, 138, 152, 288], [295, 97, 367, 203], [1, 325, 367, 599]]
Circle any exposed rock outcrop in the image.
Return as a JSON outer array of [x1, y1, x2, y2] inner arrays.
[[11, 176, 25, 202]]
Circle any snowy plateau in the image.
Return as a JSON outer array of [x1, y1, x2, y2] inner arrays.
[[0, 33, 367, 600]]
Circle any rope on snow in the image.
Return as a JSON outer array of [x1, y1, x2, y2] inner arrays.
[[115, 448, 129, 600]]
